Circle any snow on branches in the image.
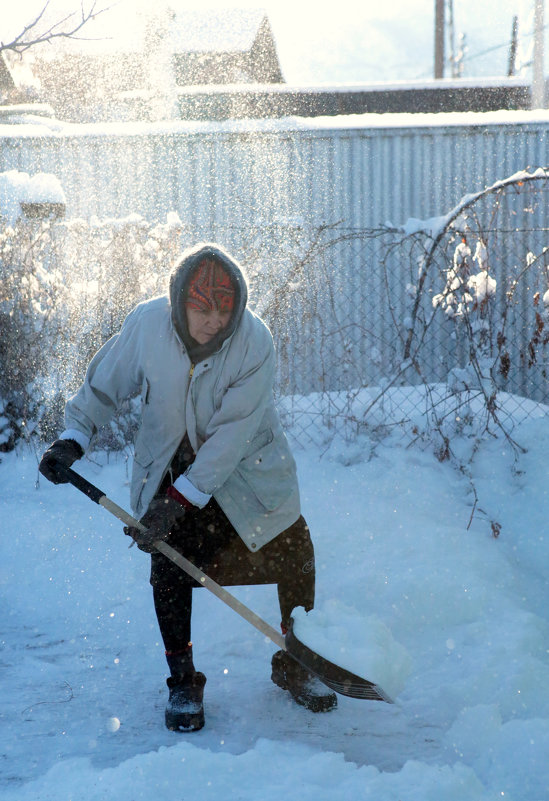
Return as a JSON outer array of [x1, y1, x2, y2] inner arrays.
[[432, 238, 496, 319]]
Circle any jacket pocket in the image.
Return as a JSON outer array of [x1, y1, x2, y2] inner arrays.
[[242, 427, 273, 457], [236, 430, 296, 511]]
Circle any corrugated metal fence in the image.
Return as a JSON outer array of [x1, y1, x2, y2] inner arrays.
[[2, 115, 549, 229]]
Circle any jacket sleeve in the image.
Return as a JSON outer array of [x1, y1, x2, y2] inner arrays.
[[63, 307, 144, 448], [182, 327, 275, 498]]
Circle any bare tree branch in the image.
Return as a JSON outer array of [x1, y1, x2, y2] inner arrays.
[[0, 1, 113, 56]]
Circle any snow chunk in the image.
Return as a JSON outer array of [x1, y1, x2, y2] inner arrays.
[[448, 365, 478, 392], [0, 169, 66, 224], [292, 600, 412, 700], [24, 173, 66, 205], [401, 214, 450, 238], [166, 211, 183, 228], [468, 270, 496, 304]]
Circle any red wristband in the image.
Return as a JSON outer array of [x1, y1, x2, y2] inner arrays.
[[166, 484, 194, 509]]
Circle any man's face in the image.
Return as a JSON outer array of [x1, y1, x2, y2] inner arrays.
[[186, 307, 231, 344]]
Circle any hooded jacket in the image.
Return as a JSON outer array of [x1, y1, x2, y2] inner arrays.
[[61, 243, 300, 552]]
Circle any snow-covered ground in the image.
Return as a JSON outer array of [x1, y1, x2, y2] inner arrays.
[[1, 399, 549, 800]]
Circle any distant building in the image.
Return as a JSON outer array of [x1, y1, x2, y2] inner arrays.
[[0, 54, 16, 98], [33, 52, 147, 123], [29, 8, 284, 122], [171, 8, 283, 85], [172, 77, 538, 122], [0, 51, 44, 109]]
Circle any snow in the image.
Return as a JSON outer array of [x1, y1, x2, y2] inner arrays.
[[2, 393, 549, 800], [402, 168, 549, 240], [292, 604, 411, 700], [25, 173, 66, 205], [5, 108, 549, 141], [468, 271, 496, 304], [401, 215, 451, 239], [0, 170, 66, 224]]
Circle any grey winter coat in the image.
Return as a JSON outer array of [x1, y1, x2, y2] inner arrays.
[[61, 244, 300, 552]]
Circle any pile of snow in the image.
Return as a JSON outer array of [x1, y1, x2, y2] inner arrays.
[[1, 392, 549, 799], [292, 603, 411, 700], [0, 170, 66, 225]]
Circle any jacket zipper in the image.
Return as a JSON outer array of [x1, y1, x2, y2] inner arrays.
[[163, 362, 194, 490]]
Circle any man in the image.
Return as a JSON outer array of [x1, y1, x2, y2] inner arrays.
[[39, 242, 336, 731]]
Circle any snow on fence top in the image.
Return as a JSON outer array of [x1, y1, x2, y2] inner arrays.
[[3, 108, 549, 140]]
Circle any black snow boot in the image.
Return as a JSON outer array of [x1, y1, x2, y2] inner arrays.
[[165, 671, 207, 732], [271, 650, 337, 712]]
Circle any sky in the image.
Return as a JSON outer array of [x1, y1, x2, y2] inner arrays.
[[3, 0, 547, 84]]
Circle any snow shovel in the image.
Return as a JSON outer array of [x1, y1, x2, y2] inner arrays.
[[52, 462, 393, 703]]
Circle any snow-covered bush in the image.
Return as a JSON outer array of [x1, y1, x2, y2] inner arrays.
[[432, 238, 496, 324], [0, 220, 70, 447], [432, 235, 498, 398], [0, 209, 184, 451]]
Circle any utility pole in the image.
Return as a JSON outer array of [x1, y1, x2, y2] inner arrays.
[[448, 0, 457, 77], [508, 15, 518, 77], [532, 0, 545, 108], [434, 0, 445, 79]]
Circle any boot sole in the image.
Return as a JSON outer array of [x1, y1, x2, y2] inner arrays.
[[271, 668, 337, 713], [165, 706, 205, 732]]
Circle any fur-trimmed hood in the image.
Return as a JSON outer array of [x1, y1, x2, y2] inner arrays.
[[169, 243, 249, 362]]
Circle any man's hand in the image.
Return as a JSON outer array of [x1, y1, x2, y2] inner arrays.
[[125, 495, 187, 552], [39, 439, 84, 484]]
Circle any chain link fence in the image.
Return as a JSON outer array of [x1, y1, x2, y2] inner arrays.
[[2, 169, 549, 453], [249, 170, 549, 448]]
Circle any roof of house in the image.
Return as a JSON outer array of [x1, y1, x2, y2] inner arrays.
[[170, 8, 268, 53]]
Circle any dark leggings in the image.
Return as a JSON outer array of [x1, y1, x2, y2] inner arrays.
[[150, 500, 315, 652]]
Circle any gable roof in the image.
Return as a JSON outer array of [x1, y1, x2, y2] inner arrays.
[[170, 8, 268, 53]]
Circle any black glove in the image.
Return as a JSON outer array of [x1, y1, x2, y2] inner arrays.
[[39, 438, 84, 484], [124, 495, 187, 553]]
